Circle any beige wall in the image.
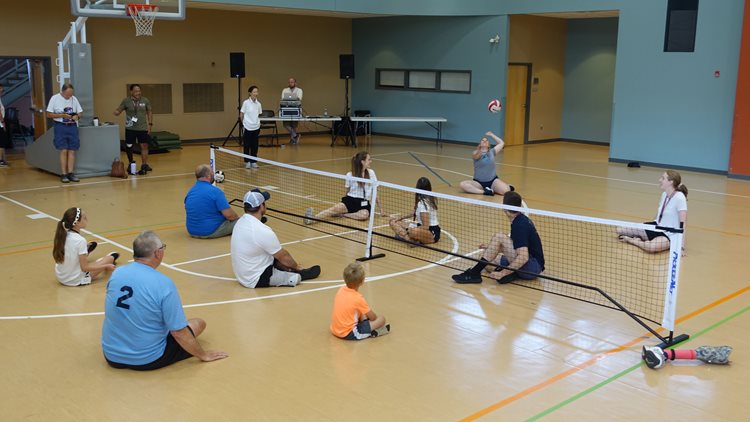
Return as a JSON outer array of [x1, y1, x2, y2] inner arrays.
[[508, 15, 566, 142], [1, 1, 352, 140]]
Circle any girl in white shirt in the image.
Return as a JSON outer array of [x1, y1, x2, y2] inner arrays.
[[53, 207, 119, 286], [389, 177, 441, 245], [617, 170, 688, 254], [305, 152, 382, 223]]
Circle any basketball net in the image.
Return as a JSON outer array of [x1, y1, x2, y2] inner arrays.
[[127, 4, 159, 37]]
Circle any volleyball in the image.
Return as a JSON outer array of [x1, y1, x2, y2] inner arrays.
[[488, 99, 502, 113], [214, 170, 225, 183]]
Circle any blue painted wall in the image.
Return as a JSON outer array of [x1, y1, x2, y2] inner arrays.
[[561, 18, 618, 144], [352, 16, 508, 142]]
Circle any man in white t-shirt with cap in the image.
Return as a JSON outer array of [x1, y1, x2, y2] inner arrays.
[[230, 188, 321, 288]]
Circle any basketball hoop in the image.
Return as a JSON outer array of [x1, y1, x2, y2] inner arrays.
[[127, 4, 159, 36]]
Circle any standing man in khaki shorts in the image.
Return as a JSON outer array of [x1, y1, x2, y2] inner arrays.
[[114, 84, 153, 175]]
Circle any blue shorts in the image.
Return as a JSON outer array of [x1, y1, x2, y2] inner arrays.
[[343, 319, 372, 340], [53, 122, 80, 151], [499, 255, 542, 280]]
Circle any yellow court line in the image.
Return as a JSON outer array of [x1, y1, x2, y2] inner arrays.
[[460, 283, 750, 421]]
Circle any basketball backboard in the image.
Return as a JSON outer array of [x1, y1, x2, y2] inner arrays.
[[71, 0, 185, 20]]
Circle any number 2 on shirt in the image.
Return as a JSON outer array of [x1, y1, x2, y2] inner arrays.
[[116, 286, 133, 310]]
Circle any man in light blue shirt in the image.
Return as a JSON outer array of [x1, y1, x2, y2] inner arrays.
[[184, 164, 239, 238], [102, 230, 228, 370]]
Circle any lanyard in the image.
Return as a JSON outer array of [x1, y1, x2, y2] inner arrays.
[[132, 98, 139, 114], [657, 192, 675, 224]]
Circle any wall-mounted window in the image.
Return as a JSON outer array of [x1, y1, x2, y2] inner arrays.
[[127, 84, 172, 114], [183, 83, 224, 113], [376, 69, 471, 93], [664, 0, 698, 52]]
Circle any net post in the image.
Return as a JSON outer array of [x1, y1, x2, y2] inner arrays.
[[356, 181, 385, 262], [209, 145, 217, 186], [658, 228, 689, 347]]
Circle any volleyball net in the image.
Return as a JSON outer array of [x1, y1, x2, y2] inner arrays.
[[211, 145, 687, 346]]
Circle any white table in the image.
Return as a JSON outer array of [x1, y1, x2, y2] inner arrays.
[[347, 116, 448, 147], [259, 116, 342, 146]]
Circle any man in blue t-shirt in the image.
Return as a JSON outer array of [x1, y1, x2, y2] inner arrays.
[[102, 231, 228, 370], [452, 191, 545, 285], [184, 164, 239, 238]]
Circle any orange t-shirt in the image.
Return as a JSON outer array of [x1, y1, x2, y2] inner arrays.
[[330, 286, 371, 338]]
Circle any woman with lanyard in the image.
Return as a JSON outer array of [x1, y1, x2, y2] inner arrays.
[[459, 131, 514, 196], [617, 170, 688, 255], [304, 151, 382, 224]]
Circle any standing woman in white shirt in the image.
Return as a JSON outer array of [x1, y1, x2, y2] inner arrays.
[[389, 177, 441, 245], [240, 85, 262, 169], [46, 84, 84, 183], [53, 207, 119, 286], [305, 151, 382, 223], [617, 170, 688, 254]]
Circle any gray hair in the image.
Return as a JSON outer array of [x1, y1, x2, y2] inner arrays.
[[195, 164, 212, 179], [133, 230, 163, 258]]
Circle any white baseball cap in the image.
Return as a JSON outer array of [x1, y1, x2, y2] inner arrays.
[[243, 189, 270, 207]]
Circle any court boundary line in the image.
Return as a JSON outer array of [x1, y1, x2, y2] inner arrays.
[[0, 192, 462, 319], [459, 283, 750, 421]]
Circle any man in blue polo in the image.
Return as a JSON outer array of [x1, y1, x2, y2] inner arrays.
[[102, 231, 228, 370], [184, 164, 239, 238]]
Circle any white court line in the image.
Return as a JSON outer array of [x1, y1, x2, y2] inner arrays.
[[170, 224, 390, 267], [410, 151, 750, 199], [0, 193, 468, 320]]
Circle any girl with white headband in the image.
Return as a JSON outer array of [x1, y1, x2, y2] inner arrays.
[[52, 207, 119, 286]]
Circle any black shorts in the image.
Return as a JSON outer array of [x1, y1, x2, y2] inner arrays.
[[125, 129, 151, 147], [341, 196, 371, 214], [473, 176, 498, 190], [644, 221, 669, 241], [411, 224, 441, 242], [106, 326, 194, 371]]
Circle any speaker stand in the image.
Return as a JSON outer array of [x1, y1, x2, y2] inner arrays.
[[222, 77, 243, 147], [330, 78, 356, 147]]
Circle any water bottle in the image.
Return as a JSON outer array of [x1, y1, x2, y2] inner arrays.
[[129, 161, 136, 175], [324, 107, 328, 117]]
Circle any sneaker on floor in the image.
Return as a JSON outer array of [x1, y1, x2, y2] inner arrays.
[[61, 174, 70, 183], [68, 173, 80, 182], [0, 160, 9, 167], [483, 187, 494, 196], [87, 242, 98, 254], [371, 324, 391, 338], [452, 271, 482, 284], [142, 163, 153, 172], [108, 252, 120, 265], [496, 272, 519, 285], [304, 207, 314, 225], [245, 162, 253, 169], [251, 162, 259, 169], [298, 265, 321, 281]]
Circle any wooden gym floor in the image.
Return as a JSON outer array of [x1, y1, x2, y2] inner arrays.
[[0, 135, 748, 421]]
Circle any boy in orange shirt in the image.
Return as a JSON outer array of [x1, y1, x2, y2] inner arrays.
[[330, 262, 390, 340]]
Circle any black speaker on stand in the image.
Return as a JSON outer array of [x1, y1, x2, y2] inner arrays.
[[223, 52, 245, 147], [332, 54, 357, 147]]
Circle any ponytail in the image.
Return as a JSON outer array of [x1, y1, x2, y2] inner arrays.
[[666, 170, 688, 199], [53, 207, 80, 264]]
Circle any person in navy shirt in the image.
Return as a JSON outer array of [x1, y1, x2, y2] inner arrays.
[[452, 191, 545, 285], [184, 164, 239, 238], [102, 231, 228, 370]]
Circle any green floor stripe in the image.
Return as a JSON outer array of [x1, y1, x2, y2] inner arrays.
[[524, 303, 750, 421]]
